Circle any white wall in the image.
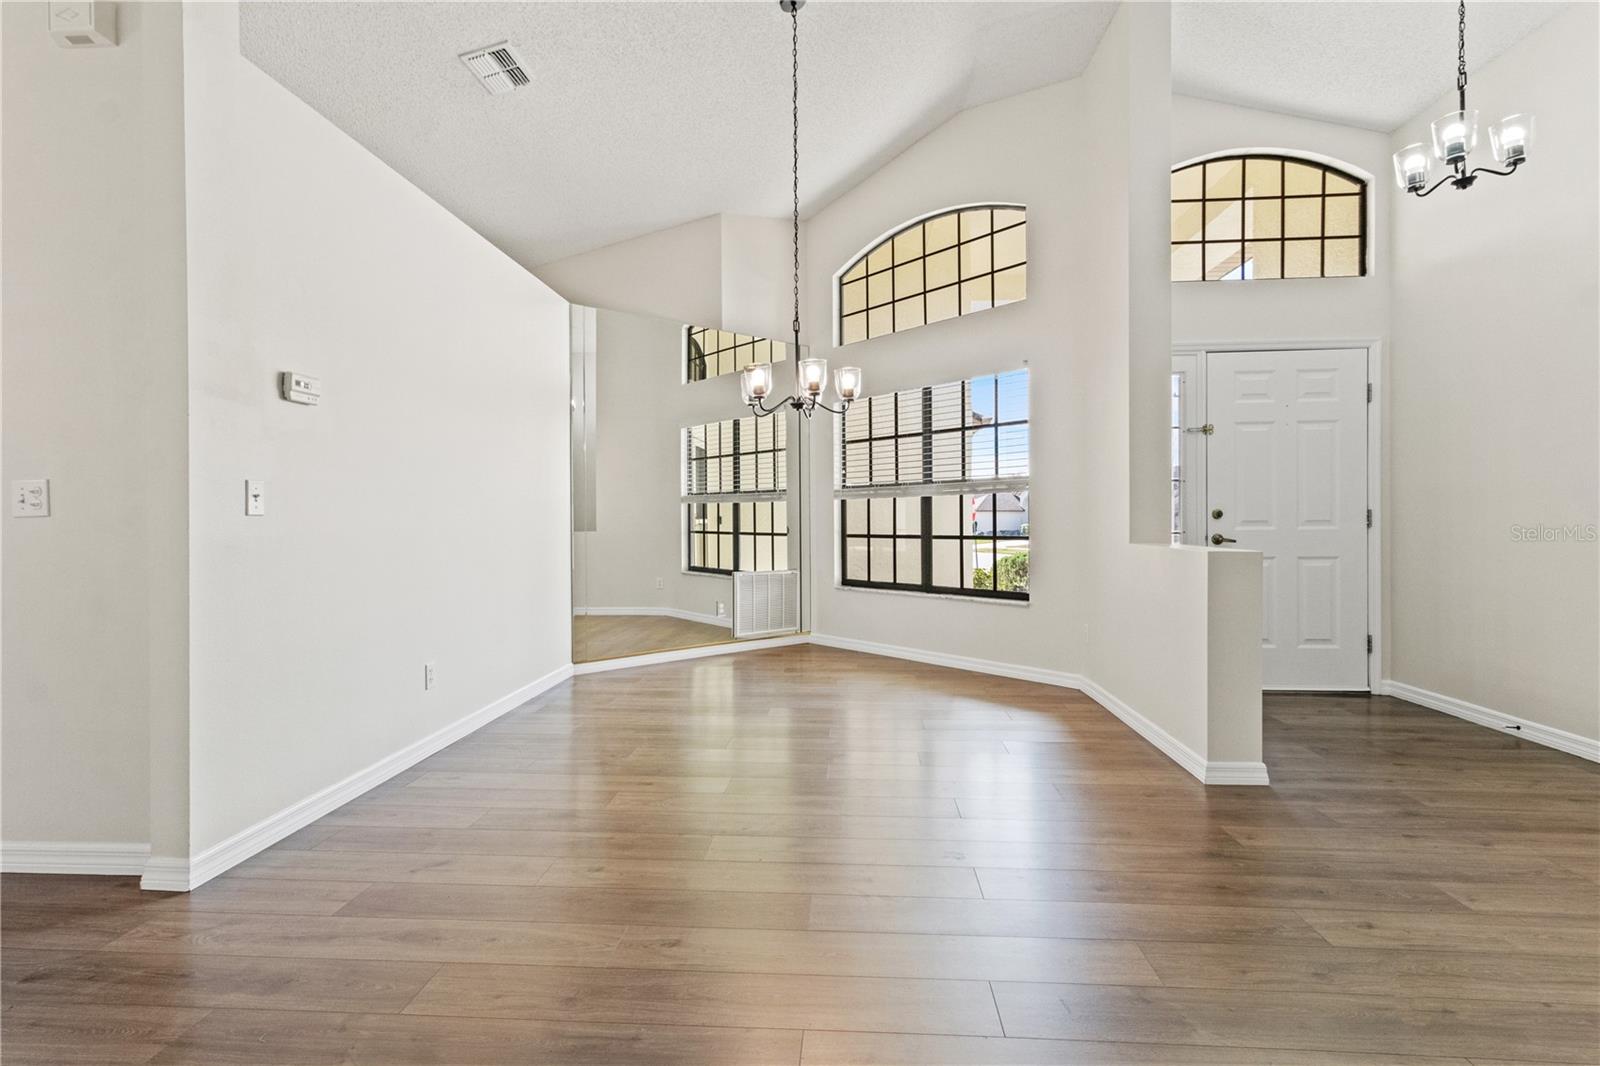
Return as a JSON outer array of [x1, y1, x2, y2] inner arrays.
[[1, 1, 189, 857], [1171, 96, 1393, 345], [179, 3, 572, 864], [800, 3, 1263, 776], [536, 215, 724, 328], [1388, 3, 1599, 745]]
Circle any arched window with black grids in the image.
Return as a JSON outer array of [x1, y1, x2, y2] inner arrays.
[[837, 204, 1027, 345], [1170, 154, 1367, 281]]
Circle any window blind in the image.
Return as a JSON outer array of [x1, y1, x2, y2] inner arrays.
[[839, 370, 1029, 494], [684, 415, 788, 498], [836, 369, 1030, 599]]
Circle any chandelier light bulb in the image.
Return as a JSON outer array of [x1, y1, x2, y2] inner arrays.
[[798, 357, 828, 397], [1430, 109, 1478, 165], [1393, 143, 1432, 192], [834, 366, 863, 402], [1489, 113, 1535, 163], [741, 362, 773, 404]]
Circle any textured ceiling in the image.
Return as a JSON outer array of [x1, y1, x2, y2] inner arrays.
[[1173, 1, 1574, 132], [241, 1, 1572, 269], [240, 1, 1117, 266]]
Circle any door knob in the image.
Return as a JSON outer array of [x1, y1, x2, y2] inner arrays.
[[1211, 508, 1224, 520], [1211, 533, 1237, 545]]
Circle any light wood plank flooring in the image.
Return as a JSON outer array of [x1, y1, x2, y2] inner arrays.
[[4, 645, 1597, 1064], [572, 613, 738, 663]]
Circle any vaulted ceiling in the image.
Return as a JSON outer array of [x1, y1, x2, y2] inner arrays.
[[239, 1, 1572, 269], [240, 1, 1118, 266]]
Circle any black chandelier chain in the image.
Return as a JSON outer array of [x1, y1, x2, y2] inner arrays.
[[1407, 0, 1523, 197], [790, 3, 800, 349]]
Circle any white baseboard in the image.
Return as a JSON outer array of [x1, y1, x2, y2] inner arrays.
[[575, 606, 731, 628], [809, 634, 1269, 786], [1201, 761, 1274, 785], [143, 663, 576, 892], [573, 635, 808, 675], [1380, 679, 1600, 763], [808, 633, 1084, 690], [139, 857, 193, 892], [0, 841, 150, 876]]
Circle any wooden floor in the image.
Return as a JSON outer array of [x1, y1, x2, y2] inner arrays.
[[572, 613, 739, 663], [4, 645, 1597, 1064]]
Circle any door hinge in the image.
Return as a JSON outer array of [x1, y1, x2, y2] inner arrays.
[[1366, 508, 1372, 528], [1366, 382, 1373, 403], [1367, 634, 1374, 654]]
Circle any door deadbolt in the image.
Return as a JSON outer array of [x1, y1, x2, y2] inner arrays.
[[1211, 508, 1224, 520], [1211, 533, 1237, 545]]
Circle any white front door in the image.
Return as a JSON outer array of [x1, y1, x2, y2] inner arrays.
[[1206, 348, 1368, 690]]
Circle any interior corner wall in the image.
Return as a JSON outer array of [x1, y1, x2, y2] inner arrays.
[[1, 1, 189, 855], [180, 2, 572, 868], [1388, 2, 1600, 745], [1069, 0, 1261, 772], [534, 215, 724, 327]]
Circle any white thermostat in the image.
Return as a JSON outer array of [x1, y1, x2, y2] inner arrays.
[[279, 372, 321, 406], [49, 2, 117, 48]]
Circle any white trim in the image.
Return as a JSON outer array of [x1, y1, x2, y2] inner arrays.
[[1175, 338, 1383, 692], [1203, 761, 1274, 786], [0, 841, 150, 876], [811, 633, 1079, 689], [831, 584, 1030, 608], [140, 858, 193, 892], [146, 663, 575, 892], [575, 606, 730, 628], [810, 634, 1269, 785], [1380, 680, 1600, 763], [1073, 675, 1207, 781], [574, 635, 808, 675]]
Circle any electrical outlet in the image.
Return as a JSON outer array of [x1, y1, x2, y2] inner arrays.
[[11, 479, 50, 517], [716, 601, 727, 617], [655, 577, 665, 590], [424, 662, 437, 690]]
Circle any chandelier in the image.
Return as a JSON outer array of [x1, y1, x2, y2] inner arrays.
[[741, 0, 861, 419], [1392, 0, 1534, 197]]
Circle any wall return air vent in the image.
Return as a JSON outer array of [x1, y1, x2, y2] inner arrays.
[[459, 42, 529, 95]]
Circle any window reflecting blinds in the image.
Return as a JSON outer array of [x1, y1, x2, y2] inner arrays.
[[684, 415, 788, 497], [839, 370, 1029, 493]]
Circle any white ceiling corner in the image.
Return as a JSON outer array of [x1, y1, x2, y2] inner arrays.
[[1172, 0, 1576, 132]]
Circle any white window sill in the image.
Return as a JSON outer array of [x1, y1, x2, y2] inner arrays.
[[831, 583, 1030, 607]]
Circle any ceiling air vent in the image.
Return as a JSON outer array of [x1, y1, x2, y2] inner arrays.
[[459, 42, 529, 95]]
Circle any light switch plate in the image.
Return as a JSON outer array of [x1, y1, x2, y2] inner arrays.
[[11, 479, 50, 517], [245, 480, 265, 516]]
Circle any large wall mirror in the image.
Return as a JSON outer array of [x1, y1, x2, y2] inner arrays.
[[570, 305, 807, 664]]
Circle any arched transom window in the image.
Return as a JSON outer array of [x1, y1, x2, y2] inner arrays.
[[1171, 155, 1366, 281], [838, 205, 1026, 345]]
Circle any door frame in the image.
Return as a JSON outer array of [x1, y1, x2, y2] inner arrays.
[[1172, 338, 1384, 691]]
